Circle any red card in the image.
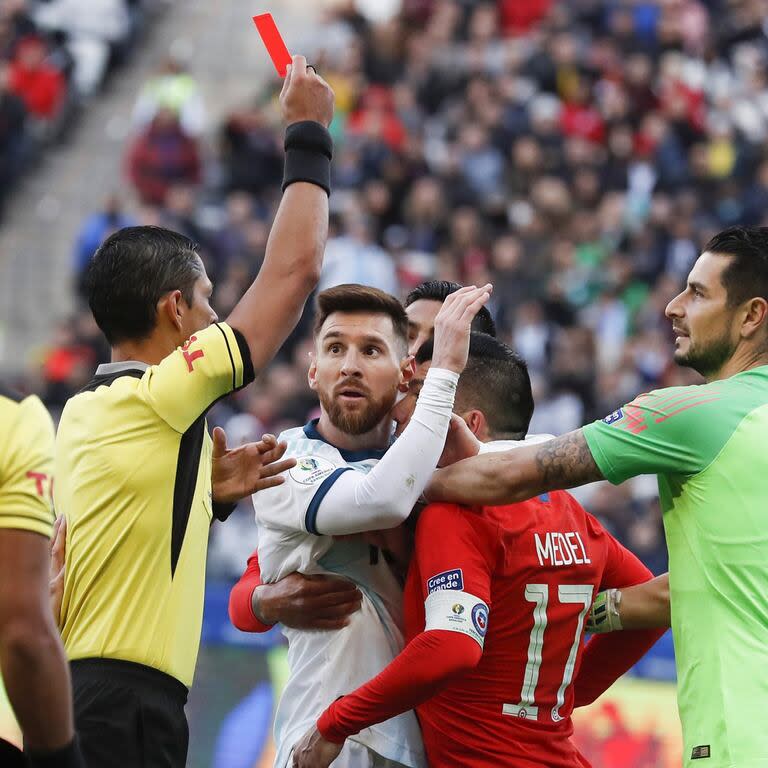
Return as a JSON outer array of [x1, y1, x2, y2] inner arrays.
[[253, 13, 292, 77]]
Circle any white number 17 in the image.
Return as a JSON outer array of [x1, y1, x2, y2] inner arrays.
[[502, 584, 593, 723]]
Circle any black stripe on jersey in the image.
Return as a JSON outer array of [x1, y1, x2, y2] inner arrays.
[[230, 326, 255, 387], [0, 381, 24, 402], [170, 414, 205, 577], [78, 369, 144, 393], [221, 324, 255, 389], [214, 323, 237, 391]]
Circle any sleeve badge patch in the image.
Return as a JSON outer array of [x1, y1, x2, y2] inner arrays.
[[472, 603, 489, 637], [289, 455, 336, 486], [427, 569, 464, 594]]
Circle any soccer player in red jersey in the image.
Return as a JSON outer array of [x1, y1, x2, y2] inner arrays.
[[291, 334, 662, 768]]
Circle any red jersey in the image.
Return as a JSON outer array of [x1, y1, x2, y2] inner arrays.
[[319, 491, 659, 767]]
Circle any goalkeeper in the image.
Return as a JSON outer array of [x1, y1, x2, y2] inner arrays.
[[426, 226, 768, 768]]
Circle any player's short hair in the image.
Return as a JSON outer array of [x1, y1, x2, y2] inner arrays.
[[313, 284, 409, 355], [85, 226, 202, 345], [416, 332, 533, 440], [704, 226, 768, 309], [404, 280, 497, 337]]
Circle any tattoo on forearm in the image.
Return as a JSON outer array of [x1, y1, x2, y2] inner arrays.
[[534, 430, 603, 490]]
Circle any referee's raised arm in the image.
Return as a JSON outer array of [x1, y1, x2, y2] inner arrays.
[[52, 53, 336, 768], [227, 55, 335, 373]]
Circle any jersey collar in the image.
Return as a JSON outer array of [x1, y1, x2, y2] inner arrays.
[[95, 361, 150, 375], [303, 418, 390, 462]]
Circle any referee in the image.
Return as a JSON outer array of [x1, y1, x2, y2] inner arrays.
[[54, 56, 334, 768], [0, 384, 84, 767], [427, 225, 768, 768]]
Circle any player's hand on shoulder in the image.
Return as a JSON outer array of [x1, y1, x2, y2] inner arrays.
[[431, 284, 493, 374], [438, 413, 483, 467], [280, 54, 335, 128], [211, 428, 296, 505], [49, 515, 66, 626], [255, 572, 362, 630], [292, 725, 343, 768]]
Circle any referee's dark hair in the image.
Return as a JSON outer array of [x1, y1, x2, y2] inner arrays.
[[405, 280, 497, 337], [416, 332, 533, 440], [85, 226, 203, 344], [704, 226, 768, 308]]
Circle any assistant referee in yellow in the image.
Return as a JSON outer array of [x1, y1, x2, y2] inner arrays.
[[0, 385, 84, 767], [54, 56, 334, 768]]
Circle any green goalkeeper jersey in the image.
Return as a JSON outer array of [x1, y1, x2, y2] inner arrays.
[[583, 365, 768, 768]]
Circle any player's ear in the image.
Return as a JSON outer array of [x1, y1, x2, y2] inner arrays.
[[160, 290, 184, 332], [462, 409, 487, 439], [741, 296, 768, 341], [399, 354, 416, 391], [307, 355, 318, 391]]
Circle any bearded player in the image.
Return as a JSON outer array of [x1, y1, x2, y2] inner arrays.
[[251, 282, 490, 768], [229, 279, 498, 634]]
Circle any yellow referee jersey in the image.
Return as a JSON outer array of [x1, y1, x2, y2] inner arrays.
[[55, 322, 254, 687], [0, 385, 55, 538]]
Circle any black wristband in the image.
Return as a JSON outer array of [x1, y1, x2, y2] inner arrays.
[[282, 120, 333, 196], [27, 737, 85, 768], [212, 499, 237, 522]]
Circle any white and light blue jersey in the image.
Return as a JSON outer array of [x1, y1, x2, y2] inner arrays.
[[253, 419, 426, 768]]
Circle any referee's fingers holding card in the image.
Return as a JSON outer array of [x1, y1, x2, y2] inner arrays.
[[280, 54, 334, 128]]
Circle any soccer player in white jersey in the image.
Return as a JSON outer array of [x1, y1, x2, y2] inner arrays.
[[252, 282, 491, 768], [229, 279, 500, 632]]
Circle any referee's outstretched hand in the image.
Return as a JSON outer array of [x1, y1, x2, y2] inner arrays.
[[211, 427, 297, 505]]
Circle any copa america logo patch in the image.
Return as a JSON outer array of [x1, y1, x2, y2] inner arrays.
[[289, 455, 335, 486], [471, 603, 488, 637], [602, 408, 624, 425], [452, 604, 465, 615]]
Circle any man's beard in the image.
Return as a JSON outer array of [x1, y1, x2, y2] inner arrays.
[[674, 328, 736, 378], [320, 386, 398, 436]]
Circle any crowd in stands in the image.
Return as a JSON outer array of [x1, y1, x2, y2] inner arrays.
[[15, 0, 768, 581], [0, 0, 170, 215]]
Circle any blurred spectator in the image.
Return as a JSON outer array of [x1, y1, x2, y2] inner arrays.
[[318, 211, 399, 294], [126, 108, 201, 205], [132, 55, 207, 137], [33, 0, 132, 94], [40, 317, 96, 409], [219, 102, 282, 196], [73, 195, 136, 297], [0, 0, 166, 202], [8, 35, 65, 123]]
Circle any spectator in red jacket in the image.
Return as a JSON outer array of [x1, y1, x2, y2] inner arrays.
[[126, 108, 202, 205], [8, 35, 66, 121]]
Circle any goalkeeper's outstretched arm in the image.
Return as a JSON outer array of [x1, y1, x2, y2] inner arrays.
[[587, 573, 670, 633]]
